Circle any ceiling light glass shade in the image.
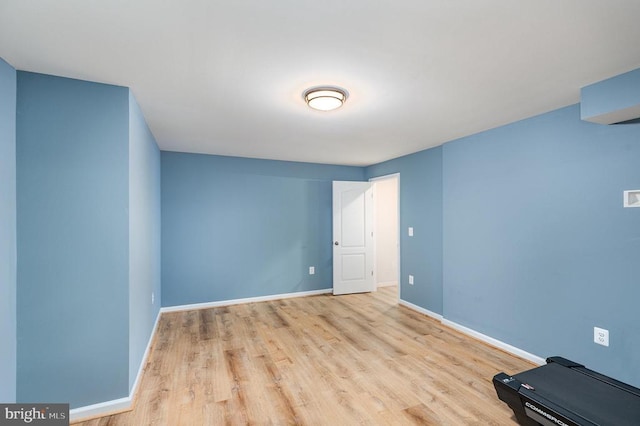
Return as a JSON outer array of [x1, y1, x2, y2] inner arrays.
[[304, 87, 348, 111]]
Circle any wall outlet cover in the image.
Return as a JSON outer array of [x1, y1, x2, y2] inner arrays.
[[594, 326, 609, 347]]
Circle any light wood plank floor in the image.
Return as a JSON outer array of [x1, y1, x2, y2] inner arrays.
[[75, 287, 533, 425]]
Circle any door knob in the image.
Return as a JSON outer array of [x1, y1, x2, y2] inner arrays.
[[334, 241, 339, 246]]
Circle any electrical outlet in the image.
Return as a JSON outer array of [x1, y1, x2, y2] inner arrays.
[[594, 327, 609, 347], [408, 227, 414, 237], [309, 266, 315, 275], [408, 275, 414, 285]]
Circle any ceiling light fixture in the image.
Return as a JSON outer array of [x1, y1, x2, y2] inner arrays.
[[304, 87, 348, 111]]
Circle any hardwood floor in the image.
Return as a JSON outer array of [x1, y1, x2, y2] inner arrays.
[[75, 287, 533, 425]]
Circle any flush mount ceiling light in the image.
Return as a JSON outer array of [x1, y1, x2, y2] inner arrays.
[[303, 87, 348, 111]]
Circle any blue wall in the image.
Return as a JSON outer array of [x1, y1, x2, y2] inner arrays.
[[161, 152, 364, 307], [581, 68, 640, 123], [442, 104, 640, 386], [365, 148, 443, 314], [0, 57, 17, 403], [128, 92, 161, 390], [16, 72, 130, 407]]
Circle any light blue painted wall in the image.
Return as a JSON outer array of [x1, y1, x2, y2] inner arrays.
[[0, 57, 17, 403], [581, 67, 640, 122], [365, 148, 443, 314], [442, 104, 640, 386], [128, 92, 161, 390], [16, 72, 130, 407], [161, 152, 364, 307]]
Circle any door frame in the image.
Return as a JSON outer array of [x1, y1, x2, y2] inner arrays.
[[369, 173, 400, 302]]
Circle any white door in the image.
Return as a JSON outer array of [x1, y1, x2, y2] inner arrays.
[[332, 181, 374, 295]]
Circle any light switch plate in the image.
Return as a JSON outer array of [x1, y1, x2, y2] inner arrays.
[[408, 227, 414, 236], [624, 190, 640, 208]]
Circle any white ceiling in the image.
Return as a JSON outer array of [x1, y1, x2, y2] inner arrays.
[[2, 1, 640, 166]]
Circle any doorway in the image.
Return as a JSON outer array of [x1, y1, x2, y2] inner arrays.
[[371, 174, 400, 302]]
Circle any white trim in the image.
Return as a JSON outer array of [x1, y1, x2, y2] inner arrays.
[[368, 172, 400, 183], [129, 310, 161, 399], [160, 288, 333, 313], [377, 280, 398, 288], [441, 319, 545, 365], [399, 299, 443, 321], [70, 310, 162, 423], [398, 300, 545, 366], [70, 396, 131, 423], [368, 173, 401, 303]]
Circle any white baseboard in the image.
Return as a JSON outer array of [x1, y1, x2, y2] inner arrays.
[[399, 299, 443, 321], [69, 396, 131, 423], [441, 319, 545, 366], [160, 288, 333, 313], [129, 310, 162, 398], [69, 310, 162, 423], [399, 301, 544, 366]]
